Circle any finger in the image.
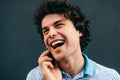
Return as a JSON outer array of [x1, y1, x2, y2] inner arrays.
[[42, 62, 54, 69], [40, 50, 50, 58], [38, 56, 53, 64]]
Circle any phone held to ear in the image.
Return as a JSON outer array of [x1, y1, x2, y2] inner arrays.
[[47, 52, 56, 66]]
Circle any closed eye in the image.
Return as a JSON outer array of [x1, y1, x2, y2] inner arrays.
[[42, 28, 49, 35], [55, 23, 65, 29]]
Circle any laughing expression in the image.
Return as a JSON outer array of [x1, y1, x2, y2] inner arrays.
[[41, 14, 82, 61]]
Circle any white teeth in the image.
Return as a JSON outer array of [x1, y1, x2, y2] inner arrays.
[[52, 40, 64, 47]]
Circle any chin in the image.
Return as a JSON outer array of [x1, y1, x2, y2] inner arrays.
[[54, 54, 65, 61]]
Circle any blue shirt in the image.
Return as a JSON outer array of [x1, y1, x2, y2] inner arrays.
[[26, 54, 120, 80]]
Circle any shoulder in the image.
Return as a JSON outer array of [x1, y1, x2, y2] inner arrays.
[[26, 66, 43, 80], [93, 61, 120, 79]]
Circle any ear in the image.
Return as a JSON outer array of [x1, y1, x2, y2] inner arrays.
[[76, 30, 83, 37], [79, 31, 83, 37]]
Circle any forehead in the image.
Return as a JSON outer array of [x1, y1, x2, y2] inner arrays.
[[41, 14, 65, 28]]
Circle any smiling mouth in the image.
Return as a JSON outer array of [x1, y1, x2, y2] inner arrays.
[[50, 40, 65, 49]]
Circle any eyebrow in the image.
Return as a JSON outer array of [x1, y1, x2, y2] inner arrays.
[[42, 19, 65, 30], [53, 20, 64, 25]]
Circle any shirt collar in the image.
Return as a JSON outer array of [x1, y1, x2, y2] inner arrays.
[[82, 53, 96, 77], [61, 53, 96, 78]]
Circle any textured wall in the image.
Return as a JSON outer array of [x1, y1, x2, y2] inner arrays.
[[0, 0, 120, 80]]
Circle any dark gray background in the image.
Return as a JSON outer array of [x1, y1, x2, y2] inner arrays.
[[0, 0, 120, 80]]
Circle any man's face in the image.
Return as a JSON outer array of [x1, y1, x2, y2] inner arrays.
[[41, 14, 82, 61]]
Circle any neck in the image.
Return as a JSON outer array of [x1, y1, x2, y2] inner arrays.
[[58, 51, 84, 78]]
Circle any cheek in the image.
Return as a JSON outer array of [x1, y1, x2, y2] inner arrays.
[[43, 36, 51, 49], [43, 37, 48, 47]]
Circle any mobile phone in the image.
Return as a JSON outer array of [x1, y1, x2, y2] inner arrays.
[[47, 52, 56, 66]]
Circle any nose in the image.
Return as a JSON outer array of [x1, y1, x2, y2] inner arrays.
[[49, 28, 57, 38]]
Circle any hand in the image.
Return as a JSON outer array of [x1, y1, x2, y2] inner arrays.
[[38, 50, 62, 80]]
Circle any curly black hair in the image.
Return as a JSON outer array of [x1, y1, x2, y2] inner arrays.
[[34, 0, 91, 51]]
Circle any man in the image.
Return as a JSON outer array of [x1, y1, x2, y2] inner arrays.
[[26, 0, 120, 80]]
